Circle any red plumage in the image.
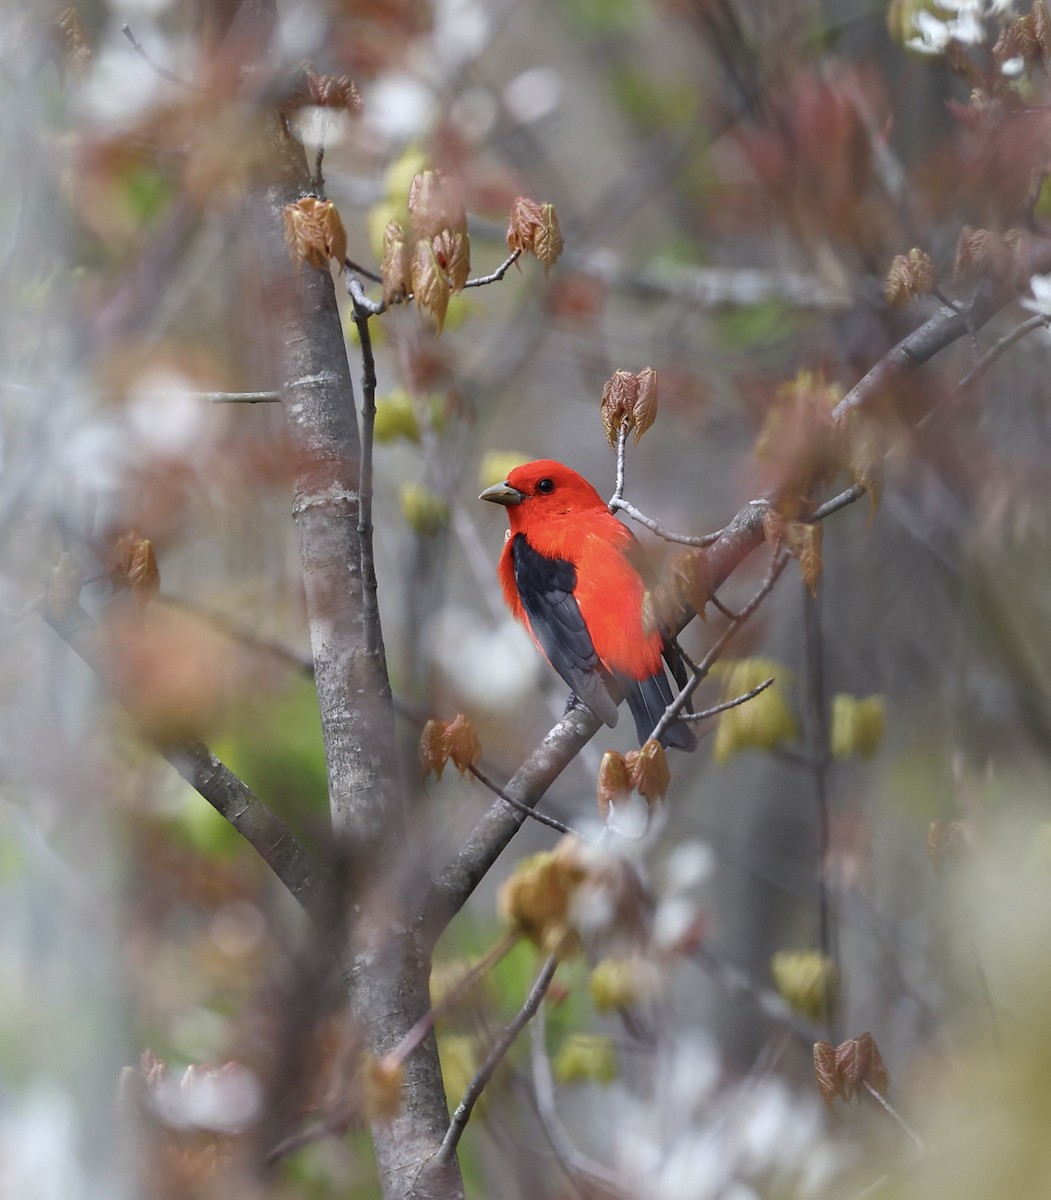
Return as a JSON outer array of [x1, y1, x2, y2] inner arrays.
[[480, 459, 694, 750]]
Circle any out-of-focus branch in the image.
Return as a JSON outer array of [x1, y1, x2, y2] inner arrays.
[[802, 585, 837, 1032], [438, 952, 559, 1164], [347, 279, 383, 658], [530, 1006, 634, 1199], [42, 600, 329, 919], [833, 237, 1051, 422], [955, 312, 1049, 391]]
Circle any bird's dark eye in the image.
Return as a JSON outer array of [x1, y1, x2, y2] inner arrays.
[[536, 478, 555, 494]]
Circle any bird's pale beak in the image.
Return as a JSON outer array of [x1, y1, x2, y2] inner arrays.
[[479, 480, 524, 506]]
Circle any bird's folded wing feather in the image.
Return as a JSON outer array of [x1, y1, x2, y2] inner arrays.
[[510, 533, 619, 727]]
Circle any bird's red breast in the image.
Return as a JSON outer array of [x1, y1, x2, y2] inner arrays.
[[490, 460, 662, 681]]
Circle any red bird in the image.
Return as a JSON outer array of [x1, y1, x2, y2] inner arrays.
[[480, 460, 695, 750]]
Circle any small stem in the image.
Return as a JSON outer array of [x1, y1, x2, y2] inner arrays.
[[804, 582, 836, 1030], [438, 954, 559, 1163], [613, 422, 629, 503], [389, 933, 518, 1066], [344, 258, 385, 286], [469, 764, 580, 838], [807, 485, 865, 524], [650, 551, 787, 744], [462, 249, 522, 288], [608, 495, 722, 546], [202, 390, 282, 403], [529, 1005, 634, 1198], [348, 281, 383, 658], [863, 1082, 925, 1152], [956, 312, 1049, 391], [120, 23, 193, 88], [682, 676, 774, 723]]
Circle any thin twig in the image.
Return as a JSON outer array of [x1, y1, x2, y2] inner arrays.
[[956, 312, 1049, 391], [158, 593, 314, 675], [344, 258, 385, 286], [41, 600, 328, 920], [388, 933, 518, 1066], [463, 249, 523, 288], [266, 1110, 357, 1166], [120, 23, 194, 88], [608, 494, 722, 547], [202, 390, 283, 403], [438, 953, 559, 1163], [709, 593, 739, 620], [863, 1082, 925, 1152], [682, 676, 774, 723], [803, 583, 836, 1032], [651, 551, 788, 744], [807, 484, 865, 524], [347, 280, 383, 657], [530, 1004, 634, 1199], [469, 764, 579, 838]]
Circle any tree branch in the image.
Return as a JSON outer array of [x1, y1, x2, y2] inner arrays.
[[438, 953, 559, 1163], [42, 600, 328, 919]]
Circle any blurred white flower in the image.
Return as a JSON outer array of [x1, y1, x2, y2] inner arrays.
[[908, 0, 1017, 53], [0, 1088, 79, 1200], [662, 840, 715, 891], [365, 74, 436, 141], [427, 607, 542, 711], [127, 370, 207, 456], [503, 67, 564, 126], [652, 893, 701, 951], [153, 1061, 260, 1133], [611, 1033, 850, 1200], [1021, 273, 1051, 317], [907, 10, 954, 53]]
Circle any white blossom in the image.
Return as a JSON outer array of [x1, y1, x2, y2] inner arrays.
[[907, 10, 953, 54], [1021, 273, 1051, 317]]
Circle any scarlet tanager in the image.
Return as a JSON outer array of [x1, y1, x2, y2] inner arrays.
[[480, 460, 696, 751]]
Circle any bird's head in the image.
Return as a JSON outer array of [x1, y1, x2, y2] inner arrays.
[[479, 460, 606, 527]]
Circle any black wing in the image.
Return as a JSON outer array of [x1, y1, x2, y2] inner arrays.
[[511, 534, 619, 727]]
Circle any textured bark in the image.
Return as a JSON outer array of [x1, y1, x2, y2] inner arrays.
[[234, 7, 463, 1198]]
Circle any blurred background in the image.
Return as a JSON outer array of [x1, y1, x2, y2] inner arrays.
[[4, 0, 1051, 1196]]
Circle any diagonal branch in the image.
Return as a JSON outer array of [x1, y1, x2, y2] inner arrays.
[[42, 600, 329, 919], [438, 952, 559, 1163]]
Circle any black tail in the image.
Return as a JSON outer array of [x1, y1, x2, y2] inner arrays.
[[624, 669, 697, 751]]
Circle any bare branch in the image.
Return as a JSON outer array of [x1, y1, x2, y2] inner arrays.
[[203, 390, 282, 403], [42, 601, 329, 919], [863, 1083, 925, 1152], [530, 1005, 635, 1199], [682, 675, 775, 723], [463, 248, 523, 288], [608, 493, 722, 547], [439, 953, 559, 1163], [955, 312, 1050, 391], [347, 281, 383, 657], [807, 485, 866, 524], [469, 764, 580, 838], [651, 550, 788, 744], [120, 23, 194, 88]]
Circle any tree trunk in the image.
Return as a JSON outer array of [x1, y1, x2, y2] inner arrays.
[[235, 7, 463, 1197]]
